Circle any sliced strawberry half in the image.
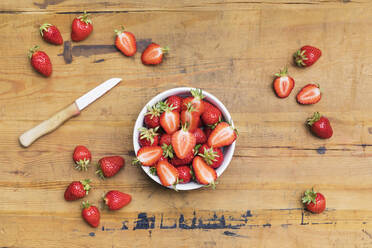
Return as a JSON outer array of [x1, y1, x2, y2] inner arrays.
[[296, 84, 321, 105], [156, 160, 179, 187], [273, 66, 295, 98], [132, 146, 163, 166], [192, 156, 217, 187], [182, 89, 205, 115], [115, 26, 137, 57], [141, 43, 169, 65], [180, 102, 200, 132], [171, 124, 196, 159], [208, 122, 237, 148], [160, 103, 180, 134]]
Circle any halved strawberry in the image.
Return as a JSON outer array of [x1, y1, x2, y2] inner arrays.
[[182, 89, 205, 115], [180, 102, 200, 132], [296, 84, 321, 105], [132, 146, 163, 166], [160, 104, 180, 134], [115, 26, 137, 57], [192, 156, 217, 187], [273, 66, 295, 98], [172, 124, 196, 159], [141, 43, 169, 65], [138, 127, 159, 147], [208, 122, 237, 148], [156, 160, 179, 187]]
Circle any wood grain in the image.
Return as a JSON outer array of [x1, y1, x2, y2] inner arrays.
[[0, 1, 372, 247]]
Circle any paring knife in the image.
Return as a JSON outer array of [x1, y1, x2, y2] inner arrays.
[[19, 78, 122, 147]]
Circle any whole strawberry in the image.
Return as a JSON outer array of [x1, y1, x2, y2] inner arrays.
[[294, 45, 322, 67], [73, 145, 91, 171], [138, 127, 159, 147], [170, 151, 194, 166], [166, 95, 182, 112], [39, 23, 63, 45], [28, 45, 52, 77], [82, 201, 100, 227], [71, 11, 93, 42], [96, 156, 125, 179], [193, 128, 207, 144], [104, 190, 132, 210], [202, 105, 222, 126], [64, 179, 91, 201], [302, 189, 326, 214], [159, 133, 172, 146], [177, 166, 192, 184], [198, 144, 223, 169], [144, 104, 162, 128], [307, 112, 333, 139]]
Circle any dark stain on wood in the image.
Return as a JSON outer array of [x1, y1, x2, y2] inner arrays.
[[281, 224, 292, 228], [62, 41, 72, 64], [368, 127, 372, 134], [9, 170, 26, 176], [362, 229, 372, 239], [121, 221, 128, 230], [136, 39, 152, 53], [34, 0, 65, 9], [311, 222, 333, 225], [88, 232, 95, 237], [93, 59, 105, 63], [262, 223, 271, 228], [316, 146, 326, 154]]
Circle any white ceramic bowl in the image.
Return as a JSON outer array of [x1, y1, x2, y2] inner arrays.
[[133, 87, 236, 190]]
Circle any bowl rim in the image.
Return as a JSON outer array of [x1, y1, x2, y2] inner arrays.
[[133, 87, 236, 191]]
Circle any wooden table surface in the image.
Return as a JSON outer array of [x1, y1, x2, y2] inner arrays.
[[1, 1, 372, 247]]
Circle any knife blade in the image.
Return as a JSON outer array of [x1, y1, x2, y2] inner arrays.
[[19, 78, 122, 147]]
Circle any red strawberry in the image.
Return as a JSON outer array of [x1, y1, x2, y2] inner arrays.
[[104, 190, 132, 210], [302, 189, 326, 214], [294, 45, 322, 67], [39, 23, 63, 45], [156, 160, 179, 187], [133, 146, 163, 166], [114, 26, 136, 57], [138, 127, 159, 147], [180, 103, 200, 132], [172, 125, 196, 159], [208, 122, 237, 148], [71, 11, 93, 42], [166, 95, 182, 112], [273, 66, 295, 98], [204, 127, 213, 139], [182, 89, 205, 115], [177, 166, 192, 184], [161, 143, 174, 159], [307, 112, 333, 139], [144, 104, 162, 128], [202, 105, 222, 126], [203, 101, 214, 111], [64, 179, 91, 201], [141, 43, 169, 65], [96, 156, 125, 179], [82, 201, 100, 228], [296, 84, 321, 105], [28, 46, 52, 77], [159, 133, 172, 146], [170, 151, 194, 167], [73, 145, 91, 171], [193, 128, 207, 144], [160, 104, 180, 134], [198, 144, 223, 169], [192, 156, 217, 187]]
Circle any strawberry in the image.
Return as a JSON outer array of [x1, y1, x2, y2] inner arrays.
[[161, 143, 174, 159], [141, 43, 169, 65], [104, 190, 132, 210], [294, 45, 322, 67], [166, 95, 182, 112], [302, 189, 326, 214], [192, 156, 217, 187], [307, 112, 333, 139], [28, 46, 52, 77], [96, 156, 125, 179], [198, 144, 223, 169], [273, 66, 295, 98], [64, 179, 91, 201], [39, 23, 63, 45], [203, 101, 214, 112], [138, 127, 159, 147], [204, 127, 213, 139], [296, 84, 321, 105], [182, 89, 205, 115], [180, 103, 200, 132], [172, 124, 196, 159], [82, 201, 100, 228], [71, 11, 93, 42], [177, 166, 192, 184], [160, 104, 180, 134], [193, 128, 207, 144], [144, 104, 162, 128], [202, 105, 222, 126], [159, 133, 172, 146], [114, 26, 136, 57], [208, 122, 237, 148], [132, 146, 163, 166], [73, 145, 91, 171], [156, 160, 179, 187], [170, 151, 194, 167]]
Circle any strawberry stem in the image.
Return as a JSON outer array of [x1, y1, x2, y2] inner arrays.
[[28, 45, 40, 59], [190, 88, 205, 100], [82, 201, 91, 209], [307, 112, 321, 126], [274, 65, 288, 77], [302, 188, 317, 205], [80, 179, 91, 194], [78, 11, 92, 24], [161, 46, 170, 54], [39, 23, 52, 37], [114, 25, 125, 35]]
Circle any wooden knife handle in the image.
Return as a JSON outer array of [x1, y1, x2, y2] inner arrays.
[[19, 103, 80, 147]]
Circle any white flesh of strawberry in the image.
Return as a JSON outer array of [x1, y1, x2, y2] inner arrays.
[[138, 149, 160, 164], [210, 126, 233, 146], [159, 163, 176, 185], [301, 87, 320, 101], [280, 77, 290, 93], [196, 162, 214, 184], [165, 112, 177, 131]]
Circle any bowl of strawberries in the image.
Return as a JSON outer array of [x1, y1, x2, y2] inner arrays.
[[132, 88, 237, 190]]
